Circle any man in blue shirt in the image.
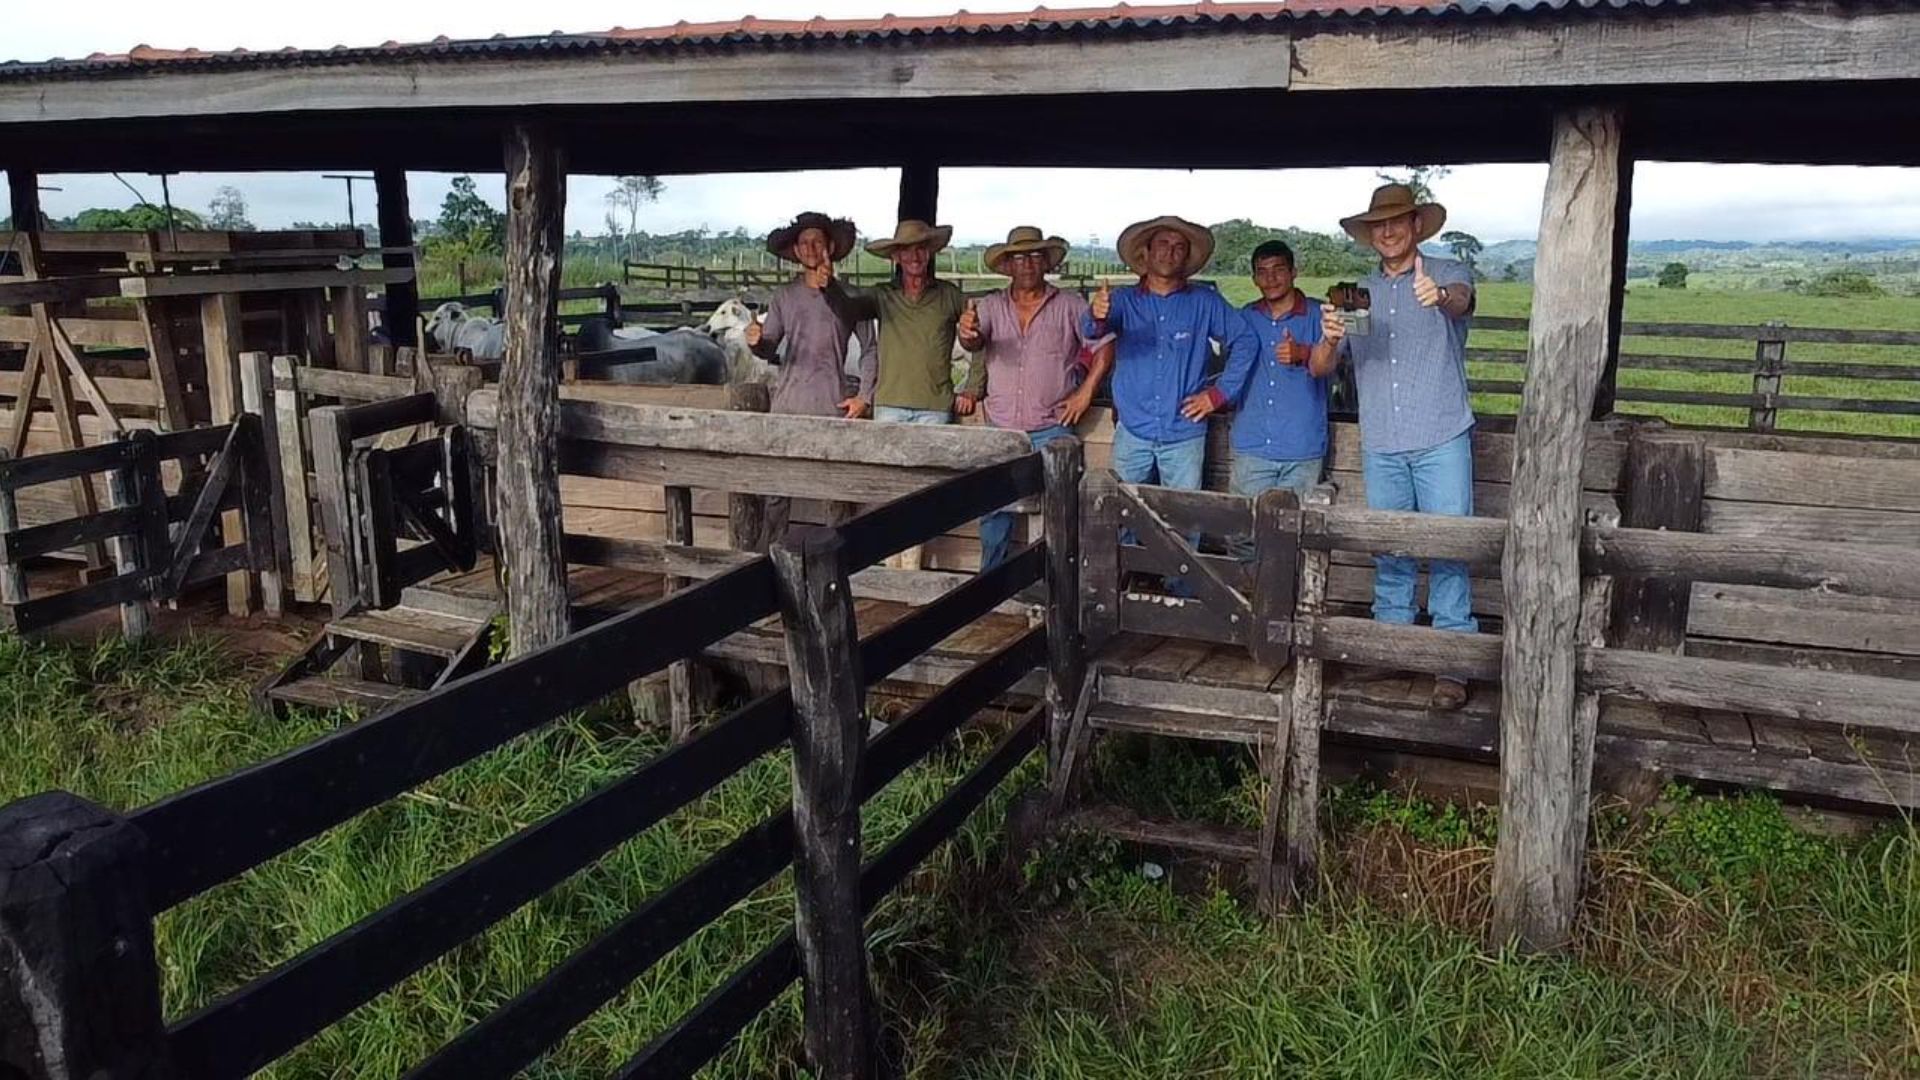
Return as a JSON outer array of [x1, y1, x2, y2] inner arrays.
[[1224, 240, 1338, 559], [1322, 183, 1479, 711], [1081, 215, 1258, 494]]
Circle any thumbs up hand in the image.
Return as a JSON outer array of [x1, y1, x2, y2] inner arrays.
[[1275, 328, 1307, 366], [804, 260, 834, 290], [1091, 280, 1112, 321], [957, 298, 981, 346], [1412, 253, 1442, 308], [744, 311, 764, 348]]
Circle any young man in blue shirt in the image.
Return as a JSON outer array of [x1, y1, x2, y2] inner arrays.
[[1224, 240, 1338, 558]]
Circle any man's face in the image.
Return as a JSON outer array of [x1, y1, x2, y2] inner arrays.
[[1369, 213, 1416, 263], [1252, 255, 1296, 302], [1145, 229, 1190, 279], [791, 227, 831, 269], [1004, 250, 1047, 289], [893, 242, 932, 276]]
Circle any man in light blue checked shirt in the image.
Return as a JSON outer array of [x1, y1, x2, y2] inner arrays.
[[1322, 183, 1479, 711]]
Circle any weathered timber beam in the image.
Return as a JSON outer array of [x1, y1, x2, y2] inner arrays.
[[374, 167, 419, 347]]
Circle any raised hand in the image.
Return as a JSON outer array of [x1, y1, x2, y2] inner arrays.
[[744, 312, 764, 348], [957, 298, 981, 344], [805, 260, 834, 290], [1412, 253, 1441, 308], [1091, 280, 1111, 321], [1320, 302, 1346, 345]]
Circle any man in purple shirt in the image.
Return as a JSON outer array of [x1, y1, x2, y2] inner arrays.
[[957, 226, 1114, 569], [1322, 183, 1479, 711]]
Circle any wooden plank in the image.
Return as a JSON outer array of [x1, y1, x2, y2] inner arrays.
[[1042, 438, 1084, 777], [1064, 802, 1258, 862], [1595, 734, 1920, 812], [1588, 527, 1920, 602], [559, 440, 960, 508], [665, 484, 696, 742], [1298, 615, 1503, 680], [725, 381, 772, 553], [327, 608, 479, 657], [0, 368, 160, 408], [269, 675, 419, 712], [199, 292, 252, 614], [1301, 504, 1506, 567], [271, 357, 320, 602], [137, 298, 191, 430], [1279, 484, 1336, 908], [1118, 593, 1247, 647], [294, 366, 417, 402], [1491, 105, 1626, 952], [333, 285, 370, 374], [0, 455, 25, 605], [1705, 446, 1920, 512], [1702, 501, 1920, 547], [1099, 673, 1279, 722], [1123, 482, 1254, 540], [0, 275, 124, 306], [116, 267, 414, 299], [770, 528, 874, 1079], [1684, 638, 1920, 682], [1687, 583, 1920, 656], [1581, 648, 1920, 736], [0, 504, 141, 562], [1608, 431, 1706, 652]]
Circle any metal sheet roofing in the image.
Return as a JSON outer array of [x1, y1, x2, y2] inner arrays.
[[0, 1, 1696, 80]]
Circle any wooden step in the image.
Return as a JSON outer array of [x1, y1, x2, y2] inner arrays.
[[268, 675, 421, 714], [1063, 802, 1259, 862], [327, 607, 486, 658], [1088, 702, 1279, 746], [396, 583, 500, 622]]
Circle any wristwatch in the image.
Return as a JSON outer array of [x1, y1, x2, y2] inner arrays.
[[1437, 285, 1451, 306]]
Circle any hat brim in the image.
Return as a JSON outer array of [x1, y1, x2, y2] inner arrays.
[[1340, 203, 1447, 246], [985, 237, 1069, 274], [1116, 217, 1215, 277], [767, 215, 857, 262], [866, 224, 954, 258]]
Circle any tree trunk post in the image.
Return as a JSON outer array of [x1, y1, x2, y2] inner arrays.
[[1749, 321, 1788, 433], [0, 791, 171, 1080], [1041, 437, 1085, 777], [1493, 104, 1628, 952], [1278, 483, 1333, 908], [496, 123, 570, 657], [374, 167, 419, 348], [104, 439, 151, 639], [664, 483, 697, 741], [771, 526, 874, 1080], [726, 381, 772, 553], [1592, 144, 1635, 420], [7, 168, 40, 231]]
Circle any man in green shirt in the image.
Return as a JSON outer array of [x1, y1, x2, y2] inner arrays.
[[825, 218, 968, 424]]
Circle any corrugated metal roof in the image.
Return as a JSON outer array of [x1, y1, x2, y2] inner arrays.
[[0, 1, 1696, 80]]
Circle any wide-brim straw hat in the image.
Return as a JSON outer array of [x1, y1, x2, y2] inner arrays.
[[1116, 215, 1214, 277], [766, 211, 857, 262], [1339, 183, 1448, 245], [866, 219, 954, 257], [984, 225, 1070, 274]]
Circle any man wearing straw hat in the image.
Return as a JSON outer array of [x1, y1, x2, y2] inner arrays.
[[1320, 182, 1480, 711], [958, 225, 1114, 569], [744, 211, 877, 538], [1080, 214, 1259, 494], [825, 218, 968, 424]]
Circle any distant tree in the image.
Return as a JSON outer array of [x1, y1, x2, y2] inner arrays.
[[1804, 269, 1884, 298], [1376, 165, 1450, 203], [205, 185, 254, 231], [434, 175, 505, 254], [605, 176, 664, 256], [1657, 262, 1690, 289], [1502, 263, 1520, 283], [1439, 230, 1483, 276], [1782, 278, 1805, 293], [1207, 218, 1267, 273], [69, 205, 207, 231]]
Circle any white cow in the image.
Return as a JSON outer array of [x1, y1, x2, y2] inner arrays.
[[424, 302, 507, 360]]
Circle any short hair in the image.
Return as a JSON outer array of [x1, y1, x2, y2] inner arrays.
[[1251, 240, 1295, 271]]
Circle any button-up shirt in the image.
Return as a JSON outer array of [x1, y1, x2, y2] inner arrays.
[[962, 286, 1101, 432], [752, 277, 876, 418], [826, 278, 966, 411], [1339, 255, 1476, 454], [1080, 280, 1259, 445], [1229, 293, 1329, 462]]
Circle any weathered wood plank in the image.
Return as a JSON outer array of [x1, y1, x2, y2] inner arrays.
[[1701, 501, 1920, 547], [1581, 647, 1920, 735], [1042, 438, 1084, 777], [1687, 583, 1920, 656], [1279, 483, 1333, 909], [1705, 446, 1920, 512], [725, 380, 772, 553], [1608, 430, 1706, 652]]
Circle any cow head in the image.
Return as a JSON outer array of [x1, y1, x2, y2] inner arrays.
[[702, 298, 755, 339], [425, 302, 469, 351]]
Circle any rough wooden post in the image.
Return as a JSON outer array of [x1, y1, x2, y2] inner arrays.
[[239, 352, 289, 618], [770, 527, 873, 1080], [1568, 575, 1614, 855], [199, 292, 254, 615], [332, 287, 369, 374], [1079, 468, 1121, 650], [1277, 483, 1333, 907], [1041, 438, 1085, 777], [665, 484, 696, 741], [374, 167, 419, 349], [0, 454, 26, 608], [103, 439, 150, 639], [898, 160, 939, 224], [0, 791, 171, 1080], [726, 381, 772, 553], [270, 357, 321, 603], [1608, 429, 1707, 652], [1493, 104, 1627, 952], [6, 166, 39, 230], [1593, 146, 1635, 420], [1748, 321, 1787, 433], [496, 122, 570, 656]]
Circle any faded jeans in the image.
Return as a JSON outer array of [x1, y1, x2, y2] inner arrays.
[[1362, 428, 1479, 638], [1227, 453, 1322, 560], [874, 405, 951, 425], [980, 424, 1075, 571]]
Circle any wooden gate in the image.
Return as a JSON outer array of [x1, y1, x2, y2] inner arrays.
[[352, 426, 478, 609]]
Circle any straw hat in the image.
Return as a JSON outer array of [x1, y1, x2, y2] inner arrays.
[[865, 219, 954, 257], [1116, 215, 1214, 277], [1339, 183, 1447, 245], [984, 226, 1070, 274], [766, 211, 857, 262]]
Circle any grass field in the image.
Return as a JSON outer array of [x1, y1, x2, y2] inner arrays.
[[5, 632, 1916, 1078]]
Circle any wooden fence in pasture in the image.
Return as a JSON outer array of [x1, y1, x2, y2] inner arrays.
[[0, 439, 1081, 1080]]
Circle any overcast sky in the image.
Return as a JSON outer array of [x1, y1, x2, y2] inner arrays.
[[9, 0, 1919, 246]]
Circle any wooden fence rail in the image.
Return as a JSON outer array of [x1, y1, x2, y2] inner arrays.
[[0, 440, 1072, 1080]]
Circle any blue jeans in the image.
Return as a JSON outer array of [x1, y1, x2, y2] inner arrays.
[[1362, 429, 1479, 637], [1228, 452, 1322, 560], [874, 405, 950, 425], [979, 425, 1074, 571], [1110, 424, 1205, 596]]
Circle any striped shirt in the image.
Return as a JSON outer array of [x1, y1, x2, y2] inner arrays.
[[1340, 255, 1477, 454]]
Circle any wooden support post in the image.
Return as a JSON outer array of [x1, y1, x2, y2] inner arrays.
[[726, 381, 772, 553], [199, 292, 254, 614], [332, 287, 369, 374], [1568, 575, 1613, 851], [1041, 437, 1085, 776], [665, 483, 696, 742], [6, 167, 39, 231], [1079, 468, 1121, 650], [1608, 429, 1706, 652], [239, 352, 289, 618], [104, 440, 151, 639], [1249, 488, 1300, 669], [374, 167, 419, 348], [0, 791, 171, 1080], [1493, 104, 1627, 952], [270, 356, 320, 602], [770, 527, 874, 1080], [0, 454, 27, 607], [307, 405, 359, 617], [496, 122, 570, 656], [897, 159, 939, 226], [298, 290, 334, 371], [1593, 146, 1635, 420], [1749, 321, 1787, 433], [136, 300, 190, 431], [1277, 483, 1333, 908]]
